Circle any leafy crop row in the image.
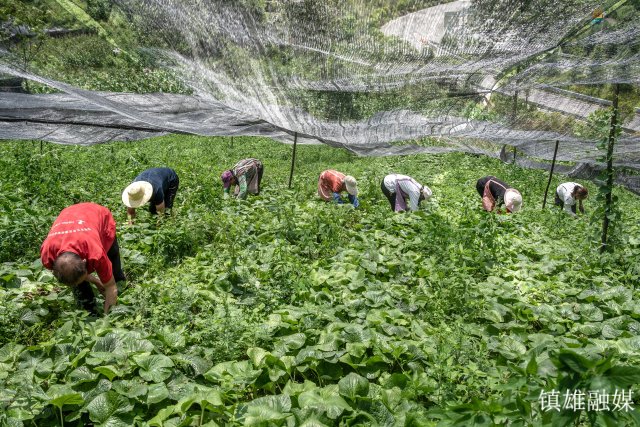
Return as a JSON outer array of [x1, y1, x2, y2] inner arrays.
[[1, 136, 639, 426]]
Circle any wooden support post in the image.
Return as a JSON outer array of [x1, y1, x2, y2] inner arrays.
[[230, 136, 234, 148], [40, 140, 43, 155], [542, 140, 560, 209], [288, 132, 298, 189], [601, 84, 620, 253]]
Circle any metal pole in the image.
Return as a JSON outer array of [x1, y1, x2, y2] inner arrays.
[[512, 89, 518, 164], [601, 84, 620, 253], [542, 140, 560, 209], [288, 132, 298, 189]]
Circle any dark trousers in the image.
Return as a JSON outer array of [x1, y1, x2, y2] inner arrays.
[[475, 180, 485, 197], [381, 179, 396, 211], [150, 177, 180, 214], [555, 192, 576, 213], [73, 237, 125, 314], [256, 163, 264, 194]]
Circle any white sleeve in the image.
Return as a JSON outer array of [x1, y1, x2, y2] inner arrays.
[[402, 181, 420, 211], [563, 189, 576, 215]]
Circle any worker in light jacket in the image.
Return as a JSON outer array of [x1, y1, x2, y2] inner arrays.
[[555, 182, 588, 216], [381, 174, 432, 212]]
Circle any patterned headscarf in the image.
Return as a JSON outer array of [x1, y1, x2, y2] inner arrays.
[[221, 170, 234, 188]]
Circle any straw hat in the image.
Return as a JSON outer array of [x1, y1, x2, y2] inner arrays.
[[122, 181, 153, 208], [504, 189, 522, 213], [344, 175, 358, 196]]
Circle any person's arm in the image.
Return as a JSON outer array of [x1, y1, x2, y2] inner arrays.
[[563, 194, 576, 216], [237, 174, 248, 199], [223, 187, 230, 198], [101, 277, 118, 314], [86, 275, 118, 314], [155, 201, 166, 215], [127, 207, 136, 225], [407, 183, 420, 212], [348, 194, 359, 208], [578, 199, 585, 214], [332, 192, 344, 204]]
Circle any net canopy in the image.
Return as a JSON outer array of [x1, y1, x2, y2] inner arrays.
[[1, 0, 640, 189]]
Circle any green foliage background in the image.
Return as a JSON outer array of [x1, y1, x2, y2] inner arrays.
[[0, 136, 639, 425]]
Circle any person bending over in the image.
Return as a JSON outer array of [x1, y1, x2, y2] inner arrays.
[[221, 158, 264, 199], [122, 167, 179, 224], [555, 182, 588, 216], [41, 203, 125, 315], [318, 169, 359, 207], [476, 176, 522, 213], [381, 174, 432, 212]]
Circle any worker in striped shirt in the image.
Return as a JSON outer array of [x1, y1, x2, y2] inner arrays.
[[555, 182, 588, 216], [381, 174, 432, 212], [476, 176, 522, 213], [221, 158, 264, 199], [318, 170, 359, 207]]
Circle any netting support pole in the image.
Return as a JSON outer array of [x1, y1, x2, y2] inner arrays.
[[40, 140, 43, 155], [288, 132, 298, 189], [601, 84, 620, 253], [542, 140, 560, 209]]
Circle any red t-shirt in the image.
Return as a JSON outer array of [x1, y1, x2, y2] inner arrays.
[[41, 203, 117, 284], [318, 170, 346, 201]]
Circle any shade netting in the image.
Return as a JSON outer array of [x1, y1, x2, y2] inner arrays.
[[1, 0, 639, 189]]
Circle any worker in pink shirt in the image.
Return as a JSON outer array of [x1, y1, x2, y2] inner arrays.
[[41, 203, 125, 315], [318, 170, 359, 207]]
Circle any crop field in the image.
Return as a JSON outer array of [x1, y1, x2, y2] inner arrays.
[[1, 136, 639, 426]]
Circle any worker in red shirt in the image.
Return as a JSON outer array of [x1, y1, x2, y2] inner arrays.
[[41, 203, 125, 315], [318, 170, 359, 207]]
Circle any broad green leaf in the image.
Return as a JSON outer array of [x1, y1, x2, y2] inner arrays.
[[86, 391, 133, 425], [133, 354, 174, 383], [497, 336, 527, 360], [49, 392, 84, 408], [236, 394, 292, 425], [68, 366, 98, 384], [95, 365, 123, 381], [171, 354, 212, 377], [338, 373, 369, 400], [148, 406, 176, 427], [204, 360, 261, 385], [579, 304, 604, 322], [247, 347, 269, 367], [616, 336, 640, 355], [177, 389, 223, 413], [0, 343, 25, 363], [112, 379, 148, 399], [147, 382, 169, 405], [298, 385, 352, 419]]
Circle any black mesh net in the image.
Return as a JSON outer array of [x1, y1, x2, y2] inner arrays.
[[1, 0, 639, 187]]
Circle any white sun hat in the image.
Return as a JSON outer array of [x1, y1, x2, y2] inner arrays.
[[504, 189, 522, 213], [122, 181, 153, 208], [344, 175, 358, 196], [421, 185, 432, 201]]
